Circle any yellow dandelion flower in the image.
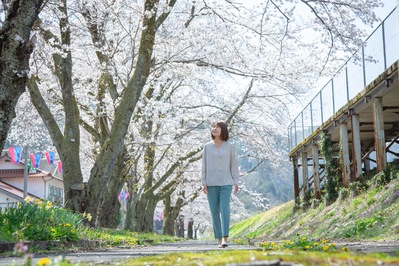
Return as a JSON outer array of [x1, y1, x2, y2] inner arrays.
[[314, 242, 319, 246], [51, 228, 56, 233], [322, 245, 329, 251], [86, 213, 92, 221], [305, 245, 310, 249], [24, 197, 31, 203], [45, 202, 52, 210], [65, 223, 71, 227], [71, 229, 75, 233], [37, 257, 51, 265]]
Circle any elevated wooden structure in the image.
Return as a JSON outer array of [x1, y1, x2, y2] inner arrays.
[[289, 62, 399, 200]]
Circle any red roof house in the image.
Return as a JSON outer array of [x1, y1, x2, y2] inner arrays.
[[0, 150, 64, 210]]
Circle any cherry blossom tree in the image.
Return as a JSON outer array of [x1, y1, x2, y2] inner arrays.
[[5, 0, 385, 230]]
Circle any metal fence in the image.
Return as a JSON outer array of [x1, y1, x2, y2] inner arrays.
[[288, 8, 399, 152]]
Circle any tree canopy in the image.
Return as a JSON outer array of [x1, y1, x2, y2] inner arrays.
[[3, 0, 385, 231]]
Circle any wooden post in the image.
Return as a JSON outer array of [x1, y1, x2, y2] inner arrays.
[[293, 157, 300, 200], [312, 143, 321, 199], [301, 151, 309, 196], [340, 123, 351, 186], [372, 97, 387, 173], [351, 114, 362, 180]]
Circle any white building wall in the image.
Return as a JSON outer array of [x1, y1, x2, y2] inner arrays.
[[0, 193, 19, 211], [2, 177, 44, 198], [0, 156, 24, 170]]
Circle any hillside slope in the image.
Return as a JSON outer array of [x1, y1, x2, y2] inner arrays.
[[230, 178, 399, 241]]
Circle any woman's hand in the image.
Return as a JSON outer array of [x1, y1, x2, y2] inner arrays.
[[202, 185, 208, 194], [234, 184, 239, 194]]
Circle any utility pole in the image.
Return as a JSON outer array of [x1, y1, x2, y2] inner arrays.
[[23, 147, 29, 199]]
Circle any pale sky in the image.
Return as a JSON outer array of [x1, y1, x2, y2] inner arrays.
[[376, 0, 397, 20]]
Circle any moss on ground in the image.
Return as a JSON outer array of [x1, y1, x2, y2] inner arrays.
[[121, 250, 399, 266]]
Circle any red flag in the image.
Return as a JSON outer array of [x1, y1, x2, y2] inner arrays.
[[8, 146, 23, 164], [44, 151, 55, 164], [57, 161, 63, 174], [30, 153, 41, 168], [8, 147, 16, 164]]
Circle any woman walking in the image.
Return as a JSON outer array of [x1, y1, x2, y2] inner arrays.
[[201, 121, 239, 248]]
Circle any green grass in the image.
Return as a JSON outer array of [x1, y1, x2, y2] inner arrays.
[[229, 201, 293, 239], [0, 198, 178, 252], [120, 250, 399, 266], [230, 178, 399, 242]]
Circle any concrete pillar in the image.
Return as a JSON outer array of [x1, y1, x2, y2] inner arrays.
[[312, 143, 321, 199], [351, 114, 362, 180], [301, 151, 309, 195], [340, 123, 351, 186], [292, 157, 300, 199], [364, 157, 371, 172], [372, 97, 387, 173]]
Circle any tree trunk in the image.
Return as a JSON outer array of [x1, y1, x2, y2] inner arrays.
[[131, 193, 158, 232], [97, 150, 126, 227], [60, 140, 85, 211], [84, 0, 159, 227], [124, 198, 134, 231], [0, 0, 45, 150], [162, 193, 180, 236], [187, 218, 194, 239], [28, 0, 84, 212], [124, 175, 139, 230]]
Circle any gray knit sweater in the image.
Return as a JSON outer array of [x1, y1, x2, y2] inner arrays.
[[201, 140, 239, 186]]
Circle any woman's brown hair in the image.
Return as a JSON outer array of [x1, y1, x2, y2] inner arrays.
[[211, 121, 229, 141]]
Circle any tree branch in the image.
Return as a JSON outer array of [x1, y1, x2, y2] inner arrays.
[[27, 77, 64, 148]]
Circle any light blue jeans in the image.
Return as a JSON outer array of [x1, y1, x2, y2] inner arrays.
[[207, 185, 232, 239]]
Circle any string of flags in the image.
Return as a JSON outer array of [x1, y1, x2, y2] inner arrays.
[[29, 153, 41, 169], [7, 147, 22, 164], [7, 146, 63, 174], [44, 151, 55, 165]]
